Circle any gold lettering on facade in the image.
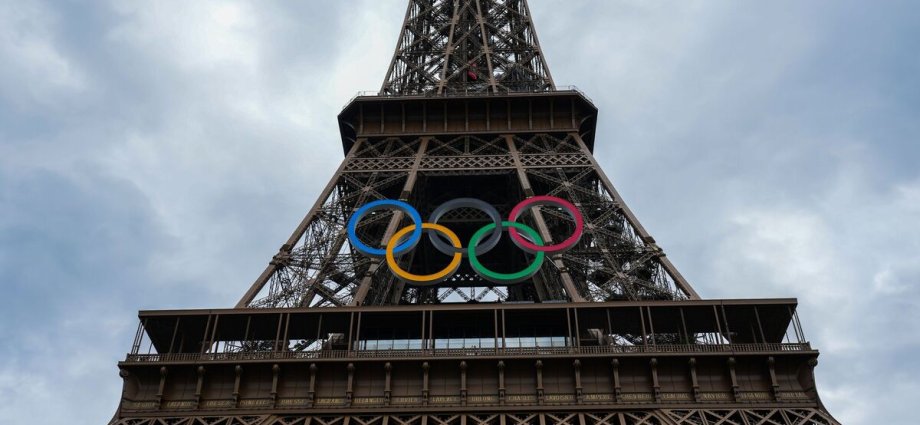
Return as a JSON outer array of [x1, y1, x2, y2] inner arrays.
[[545, 394, 574, 402], [125, 401, 158, 410], [622, 393, 654, 401], [354, 397, 385, 405], [700, 392, 731, 401], [584, 394, 613, 401], [783, 391, 809, 399], [277, 399, 308, 406], [239, 399, 271, 407], [740, 392, 771, 400], [661, 393, 692, 401], [164, 401, 196, 409]]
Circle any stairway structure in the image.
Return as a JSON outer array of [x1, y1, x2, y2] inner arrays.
[[110, 2, 839, 424]]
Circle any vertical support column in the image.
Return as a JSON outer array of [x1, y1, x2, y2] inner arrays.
[[384, 362, 393, 405], [271, 364, 280, 407], [156, 366, 168, 408], [308, 364, 317, 407], [679, 308, 690, 344], [281, 313, 291, 351], [713, 306, 725, 344], [638, 307, 648, 347], [198, 314, 216, 357], [498, 361, 506, 405], [194, 366, 205, 409], [573, 359, 583, 403], [611, 359, 621, 402], [535, 360, 545, 404], [650, 358, 661, 402], [460, 361, 468, 405], [573, 307, 582, 349], [207, 315, 220, 359], [493, 310, 500, 354], [506, 135, 585, 302], [274, 313, 284, 352], [754, 306, 767, 343], [727, 357, 740, 400], [346, 363, 355, 406], [500, 309, 507, 352], [565, 308, 573, 348], [346, 312, 356, 355], [421, 311, 428, 353], [768, 357, 781, 401], [646, 307, 656, 347], [689, 358, 700, 402], [232, 365, 242, 407], [354, 312, 363, 352], [131, 319, 145, 355], [721, 305, 733, 344], [422, 362, 430, 405], [167, 317, 181, 354], [794, 309, 807, 342], [353, 138, 430, 306]]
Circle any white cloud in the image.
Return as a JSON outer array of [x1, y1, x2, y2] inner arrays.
[[107, 0, 258, 72], [0, 0, 85, 107], [710, 175, 920, 420]]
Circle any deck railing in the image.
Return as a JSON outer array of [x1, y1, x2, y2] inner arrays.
[[342, 86, 593, 110], [125, 342, 812, 363]]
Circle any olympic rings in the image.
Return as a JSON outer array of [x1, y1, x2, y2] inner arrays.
[[508, 195, 584, 254], [346, 196, 583, 285], [347, 200, 422, 257], [427, 198, 503, 257], [468, 221, 545, 284], [387, 223, 463, 285]]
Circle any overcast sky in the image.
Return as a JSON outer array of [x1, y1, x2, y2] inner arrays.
[[1, 1, 918, 424]]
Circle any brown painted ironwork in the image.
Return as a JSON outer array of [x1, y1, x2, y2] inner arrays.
[[109, 2, 838, 424]]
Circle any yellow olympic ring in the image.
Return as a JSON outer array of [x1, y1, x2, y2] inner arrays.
[[386, 223, 463, 285]]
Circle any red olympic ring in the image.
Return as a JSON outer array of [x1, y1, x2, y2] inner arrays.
[[508, 195, 584, 254]]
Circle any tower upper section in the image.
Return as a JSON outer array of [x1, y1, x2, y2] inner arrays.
[[381, 0, 555, 96]]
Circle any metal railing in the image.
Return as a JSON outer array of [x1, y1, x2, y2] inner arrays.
[[124, 342, 812, 363], [342, 85, 593, 110]]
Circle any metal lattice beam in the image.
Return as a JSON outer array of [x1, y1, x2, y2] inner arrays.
[[381, 0, 554, 95]]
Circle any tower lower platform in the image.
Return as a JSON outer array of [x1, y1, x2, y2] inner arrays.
[[112, 300, 838, 425]]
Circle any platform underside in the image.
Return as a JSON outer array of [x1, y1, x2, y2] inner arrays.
[[110, 409, 839, 425]]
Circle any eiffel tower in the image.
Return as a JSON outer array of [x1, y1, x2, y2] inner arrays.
[[110, 2, 839, 424]]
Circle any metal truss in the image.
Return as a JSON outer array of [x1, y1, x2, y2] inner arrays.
[[239, 133, 698, 308], [381, 0, 554, 95], [110, 409, 840, 425], [237, 1, 697, 308], [109, 417, 268, 425]]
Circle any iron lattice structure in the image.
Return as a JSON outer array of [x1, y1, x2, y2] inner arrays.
[[110, 2, 839, 425], [237, 131, 699, 309], [381, 0, 554, 95]]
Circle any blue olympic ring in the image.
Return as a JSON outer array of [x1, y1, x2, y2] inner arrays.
[[347, 200, 423, 257]]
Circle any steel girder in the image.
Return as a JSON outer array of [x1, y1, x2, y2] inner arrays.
[[109, 409, 840, 425], [239, 133, 697, 308], [381, 0, 554, 95]]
